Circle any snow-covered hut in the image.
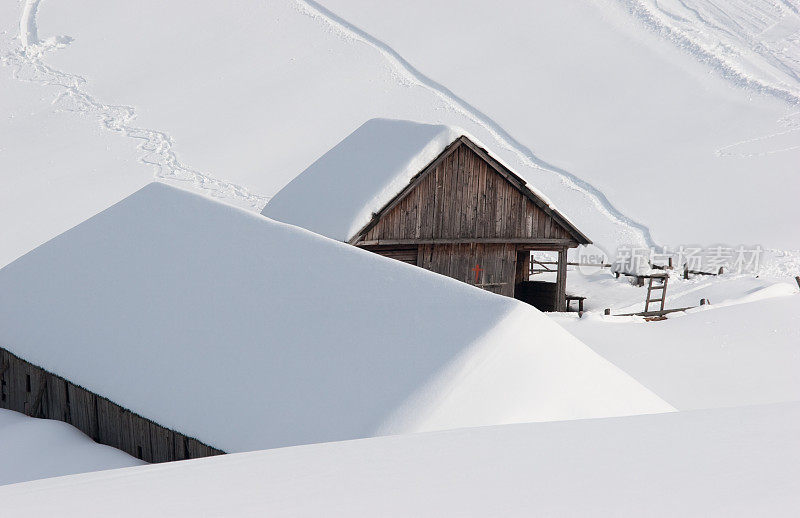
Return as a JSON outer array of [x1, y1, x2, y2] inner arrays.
[[0, 183, 668, 463], [263, 119, 591, 311]]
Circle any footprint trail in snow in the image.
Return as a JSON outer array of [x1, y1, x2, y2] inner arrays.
[[2, 0, 269, 210]]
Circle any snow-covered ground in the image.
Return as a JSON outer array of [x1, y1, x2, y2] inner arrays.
[[0, 183, 672, 454], [290, 0, 800, 250], [3, 402, 798, 517], [3, 0, 796, 261], [0, 2, 151, 268], [1, 0, 798, 512], [0, 408, 142, 486], [555, 294, 800, 409]]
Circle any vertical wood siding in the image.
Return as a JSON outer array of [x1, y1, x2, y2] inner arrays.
[[0, 347, 223, 463], [359, 142, 571, 242], [417, 243, 517, 297]]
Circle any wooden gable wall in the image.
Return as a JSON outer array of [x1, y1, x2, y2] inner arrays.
[[354, 141, 572, 243]]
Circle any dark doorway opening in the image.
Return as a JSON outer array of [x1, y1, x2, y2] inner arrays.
[[514, 281, 557, 311], [513, 250, 560, 312]]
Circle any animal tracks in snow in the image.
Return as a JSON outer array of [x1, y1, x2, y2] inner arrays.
[[2, 0, 269, 210]]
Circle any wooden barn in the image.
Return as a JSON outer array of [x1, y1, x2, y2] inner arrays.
[[263, 119, 591, 311]]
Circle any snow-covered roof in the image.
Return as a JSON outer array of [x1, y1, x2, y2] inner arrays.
[[0, 183, 669, 453], [262, 119, 460, 241], [262, 118, 590, 244]]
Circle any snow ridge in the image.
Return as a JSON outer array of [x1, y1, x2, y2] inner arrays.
[[2, 0, 269, 210], [293, 0, 659, 250]]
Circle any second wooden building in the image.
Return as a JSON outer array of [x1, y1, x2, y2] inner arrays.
[[262, 119, 591, 311]]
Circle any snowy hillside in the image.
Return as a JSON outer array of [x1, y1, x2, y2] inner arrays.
[[0, 409, 142, 486], [3, 403, 798, 517], [316, 0, 800, 249], [0, 183, 672, 453], [0, 0, 800, 260], [2, 0, 797, 266]]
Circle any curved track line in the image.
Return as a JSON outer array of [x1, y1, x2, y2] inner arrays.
[[294, 0, 659, 249], [3, 0, 269, 210], [622, 0, 800, 105]]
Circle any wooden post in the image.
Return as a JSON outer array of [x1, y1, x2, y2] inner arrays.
[[684, 265, 689, 280], [668, 257, 673, 270], [555, 248, 567, 312]]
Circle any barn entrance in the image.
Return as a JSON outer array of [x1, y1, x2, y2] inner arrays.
[[513, 249, 566, 312]]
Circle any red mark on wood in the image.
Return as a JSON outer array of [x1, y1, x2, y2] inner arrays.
[[472, 264, 483, 283]]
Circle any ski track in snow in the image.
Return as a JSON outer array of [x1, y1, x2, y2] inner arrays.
[[294, 0, 659, 250], [4, 0, 799, 258], [633, 0, 800, 158], [2, 0, 269, 210], [623, 0, 800, 104], [716, 110, 800, 156]]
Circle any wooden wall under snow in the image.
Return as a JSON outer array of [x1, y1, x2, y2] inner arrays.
[[0, 346, 223, 464]]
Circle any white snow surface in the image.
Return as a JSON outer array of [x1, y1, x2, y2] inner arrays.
[[629, 0, 800, 101], [554, 293, 800, 410], [0, 2, 151, 269], [0, 183, 672, 453], [262, 118, 460, 241], [0, 408, 142, 486], [2, 0, 798, 265], [308, 0, 800, 250], [3, 402, 798, 517]]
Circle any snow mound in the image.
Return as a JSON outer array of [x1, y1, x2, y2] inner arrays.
[[2, 403, 797, 516], [0, 183, 671, 453], [0, 408, 142, 486], [262, 118, 460, 240]]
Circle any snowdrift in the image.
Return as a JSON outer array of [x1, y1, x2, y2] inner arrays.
[[0, 409, 142, 486], [3, 403, 797, 516], [561, 293, 800, 410], [0, 183, 671, 453]]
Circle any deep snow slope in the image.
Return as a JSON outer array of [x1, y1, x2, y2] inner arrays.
[[555, 293, 800, 410], [0, 0, 151, 268], [0, 408, 142, 486], [0, 183, 672, 453], [3, 0, 797, 261], [629, 0, 800, 100], [3, 403, 798, 517]]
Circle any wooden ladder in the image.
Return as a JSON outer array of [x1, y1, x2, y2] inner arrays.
[[644, 274, 668, 313]]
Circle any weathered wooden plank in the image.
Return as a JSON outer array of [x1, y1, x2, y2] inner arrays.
[[97, 396, 123, 450], [555, 247, 568, 311], [150, 421, 175, 462], [45, 376, 70, 423], [67, 383, 99, 440], [0, 347, 223, 463], [0, 351, 8, 408], [357, 238, 578, 246]]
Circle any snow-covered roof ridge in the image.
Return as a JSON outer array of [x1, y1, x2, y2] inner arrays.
[[262, 118, 460, 241], [262, 118, 590, 243]]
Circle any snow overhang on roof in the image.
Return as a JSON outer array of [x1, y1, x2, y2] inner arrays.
[[262, 118, 590, 245]]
